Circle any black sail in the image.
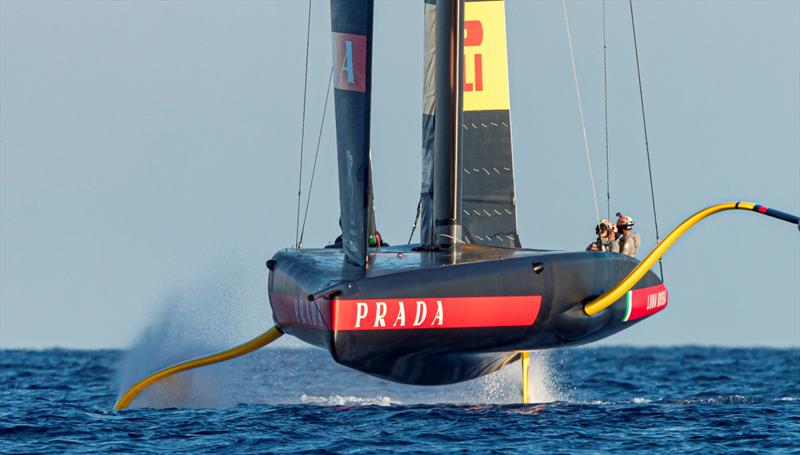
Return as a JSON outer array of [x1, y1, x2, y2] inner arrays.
[[330, 0, 375, 266], [460, 0, 519, 247], [419, 0, 437, 245]]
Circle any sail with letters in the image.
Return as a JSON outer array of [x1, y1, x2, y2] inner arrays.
[[419, 0, 519, 247], [330, 0, 375, 266]]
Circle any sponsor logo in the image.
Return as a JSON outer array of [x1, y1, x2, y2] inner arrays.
[[333, 295, 541, 331], [270, 293, 328, 330], [352, 300, 444, 328], [464, 20, 484, 92], [294, 297, 326, 329], [463, 0, 510, 111], [646, 291, 667, 311], [623, 284, 669, 322], [332, 32, 367, 92]]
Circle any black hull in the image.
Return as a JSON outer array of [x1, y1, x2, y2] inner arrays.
[[267, 244, 666, 385]]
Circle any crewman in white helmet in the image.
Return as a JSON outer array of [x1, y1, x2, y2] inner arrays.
[[586, 219, 619, 253], [615, 213, 641, 257]]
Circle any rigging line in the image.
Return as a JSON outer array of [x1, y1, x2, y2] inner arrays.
[[628, 0, 663, 278], [295, 0, 313, 249], [562, 0, 601, 223], [602, 0, 610, 221], [299, 67, 334, 246]]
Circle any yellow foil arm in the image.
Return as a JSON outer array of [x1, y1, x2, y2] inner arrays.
[[114, 326, 283, 410], [583, 202, 759, 316]]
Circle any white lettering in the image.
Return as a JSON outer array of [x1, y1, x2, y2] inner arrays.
[[647, 294, 657, 310], [393, 301, 406, 327], [430, 300, 444, 326], [374, 302, 387, 327], [413, 301, 428, 326], [291, 298, 326, 329], [312, 304, 321, 326], [341, 40, 355, 84], [355, 302, 368, 328]]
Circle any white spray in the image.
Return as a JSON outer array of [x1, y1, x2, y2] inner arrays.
[[114, 254, 273, 409], [461, 351, 566, 404]]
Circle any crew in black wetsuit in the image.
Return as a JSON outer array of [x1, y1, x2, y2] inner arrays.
[[325, 219, 388, 249]]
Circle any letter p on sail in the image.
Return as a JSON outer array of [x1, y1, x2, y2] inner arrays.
[[463, 0, 510, 111]]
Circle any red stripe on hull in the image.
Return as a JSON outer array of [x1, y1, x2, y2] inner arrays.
[[332, 296, 542, 331], [625, 284, 668, 322]]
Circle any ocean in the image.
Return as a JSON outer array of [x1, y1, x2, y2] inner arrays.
[[1, 346, 798, 453]]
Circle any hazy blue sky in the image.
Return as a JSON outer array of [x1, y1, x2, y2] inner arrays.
[[1, 0, 798, 349]]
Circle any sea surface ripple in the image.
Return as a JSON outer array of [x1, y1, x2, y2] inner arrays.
[[1, 347, 798, 453]]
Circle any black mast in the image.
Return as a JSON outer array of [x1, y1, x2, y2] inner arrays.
[[329, 0, 375, 266], [433, 0, 464, 248]]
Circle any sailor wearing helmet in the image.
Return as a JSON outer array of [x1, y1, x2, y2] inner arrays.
[[615, 213, 641, 257], [586, 219, 620, 253]]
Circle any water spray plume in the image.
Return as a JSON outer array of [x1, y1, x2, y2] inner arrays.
[[114, 326, 283, 410]]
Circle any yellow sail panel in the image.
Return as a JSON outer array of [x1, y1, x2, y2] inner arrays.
[[463, 0, 510, 112], [461, 0, 519, 248]]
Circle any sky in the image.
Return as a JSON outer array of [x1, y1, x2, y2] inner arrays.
[[1, 0, 798, 349]]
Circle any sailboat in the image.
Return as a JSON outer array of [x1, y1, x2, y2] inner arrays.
[[114, 0, 798, 409]]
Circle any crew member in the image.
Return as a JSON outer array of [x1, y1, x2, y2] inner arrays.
[[586, 219, 619, 252], [326, 219, 389, 249], [325, 219, 344, 249], [369, 230, 389, 248], [325, 234, 344, 249], [615, 213, 640, 257]]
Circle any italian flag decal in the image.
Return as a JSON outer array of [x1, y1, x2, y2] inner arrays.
[[622, 284, 669, 322]]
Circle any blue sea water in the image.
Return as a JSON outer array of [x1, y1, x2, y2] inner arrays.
[[1, 346, 798, 453]]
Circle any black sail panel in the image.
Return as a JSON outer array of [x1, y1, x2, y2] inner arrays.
[[330, 0, 375, 266], [461, 0, 520, 248], [419, 0, 437, 246]]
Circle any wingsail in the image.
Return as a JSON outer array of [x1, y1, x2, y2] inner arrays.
[[330, 0, 375, 266]]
